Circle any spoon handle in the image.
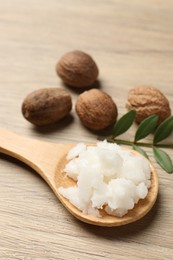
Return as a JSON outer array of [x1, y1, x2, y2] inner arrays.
[[0, 128, 71, 183]]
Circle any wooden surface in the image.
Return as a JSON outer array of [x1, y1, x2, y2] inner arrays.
[[0, 0, 173, 259]]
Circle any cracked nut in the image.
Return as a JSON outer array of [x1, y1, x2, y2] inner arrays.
[[56, 50, 99, 88], [75, 89, 118, 130], [22, 88, 72, 126], [126, 86, 171, 124]]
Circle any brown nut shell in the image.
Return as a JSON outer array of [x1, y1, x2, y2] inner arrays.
[[75, 89, 118, 130], [22, 88, 72, 126], [56, 50, 99, 88], [126, 86, 171, 124]]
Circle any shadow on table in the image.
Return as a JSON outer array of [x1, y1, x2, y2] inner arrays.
[[31, 114, 74, 135], [62, 79, 103, 94]]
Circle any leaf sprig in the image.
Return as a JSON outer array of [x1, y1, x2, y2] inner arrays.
[[100, 110, 173, 173]]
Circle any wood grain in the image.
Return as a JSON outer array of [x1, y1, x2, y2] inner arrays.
[[0, 0, 173, 259]]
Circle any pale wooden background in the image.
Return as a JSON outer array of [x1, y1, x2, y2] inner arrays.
[[0, 0, 173, 259]]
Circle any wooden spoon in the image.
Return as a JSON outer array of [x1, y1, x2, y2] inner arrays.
[[0, 128, 159, 227]]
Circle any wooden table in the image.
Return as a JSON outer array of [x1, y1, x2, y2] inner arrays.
[[0, 0, 173, 259]]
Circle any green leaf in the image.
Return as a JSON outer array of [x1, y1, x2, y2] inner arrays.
[[133, 145, 149, 159], [113, 110, 136, 137], [153, 147, 173, 173], [154, 116, 173, 144], [135, 115, 159, 142]]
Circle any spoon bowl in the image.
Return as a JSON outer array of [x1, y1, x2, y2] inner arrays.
[[0, 128, 159, 227]]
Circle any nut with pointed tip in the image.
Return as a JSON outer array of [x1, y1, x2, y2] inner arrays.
[[75, 89, 118, 130], [22, 88, 72, 126], [126, 86, 171, 124], [56, 50, 99, 88]]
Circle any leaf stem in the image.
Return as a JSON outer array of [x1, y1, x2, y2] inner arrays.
[[98, 136, 173, 149]]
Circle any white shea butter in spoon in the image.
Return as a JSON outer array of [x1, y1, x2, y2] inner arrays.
[[58, 141, 151, 218]]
